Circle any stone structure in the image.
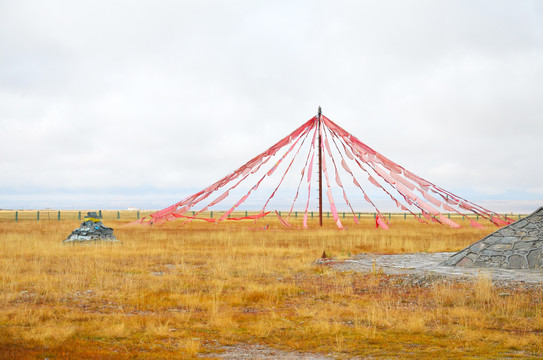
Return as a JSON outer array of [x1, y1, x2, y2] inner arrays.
[[441, 207, 543, 269], [64, 211, 119, 243]]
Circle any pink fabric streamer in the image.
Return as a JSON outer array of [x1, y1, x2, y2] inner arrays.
[[326, 188, 343, 229], [303, 183, 312, 229], [302, 137, 316, 228], [208, 191, 230, 207], [403, 169, 432, 189], [275, 210, 292, 227], [335, 169, 343, 187], [492, 217, 509, 226], [353, 177, 362, 188], [470, 219, 485, 229], [321, 125, 343, 230], [322, 125, 359, 224], [226, 211, 270, 221], [307, 148, 315, 182], [390, 171, 416, 191], [325, 124, 405, 223], [150, 204, 176, 218], [421, 211, 432, 220], [235, 193, 250, 207], [219, 207, 236, 221], [373, 166, 397, 185], [368, 175, 382, 188], [438, 215, 461, 229], [416, 197, 440, 216], [260, 123, 314, 214], [342, 142, 354, 160], [324, 136, 333, 156], [376, 153, 403, 174], [341, 159, 352, 175], [421, 191, 442, 208], [376, 214, 389, 230], [396, 183, 418, 203], [287, 125, 318, 220]]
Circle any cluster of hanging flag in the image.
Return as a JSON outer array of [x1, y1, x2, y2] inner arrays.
[[133, 113, 513, 230]]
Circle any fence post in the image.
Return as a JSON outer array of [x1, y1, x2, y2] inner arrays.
[[477, 214, 479, 220], [245, 211, 247, 217], [210, 211, 213, 218], [57, 210, 60, 221], [15, 211, 18, 222], [518, 214, 521, 220], [374, 212, 376, 219], [37, 211, 39, 221], [99, 210, 102, 218], [78, 211, 81, 220], [358, 212, 361, 220], [327, 212, 330, 218], [311, 211, 313, 218], [404, 213, 406, 220], [117, 211, 120, 220], [389, 212, 391, 220], [342, 212, 345, 219], [137, 211, 140, 219], [295, 211, 297, 218], [448, 213, 450, 218]]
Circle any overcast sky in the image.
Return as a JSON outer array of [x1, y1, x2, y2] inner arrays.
[[1, 0, 542, 213]]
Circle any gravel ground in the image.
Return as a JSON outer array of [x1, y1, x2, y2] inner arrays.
[[320, 252, 543, 284], [204, 344, 335, 359]]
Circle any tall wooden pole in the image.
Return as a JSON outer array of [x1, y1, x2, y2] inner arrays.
[[318, 106, 323, 227]]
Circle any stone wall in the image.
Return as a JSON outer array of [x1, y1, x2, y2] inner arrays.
[[441, 207, 543, 269]]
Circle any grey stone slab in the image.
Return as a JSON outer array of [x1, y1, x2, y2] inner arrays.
[[470, 242, 486, 252], [507, 255, 526, 268], [499, 228, 515, 236], [456, 257, 473, 267], [512, 242, 534, 250], [487, 244, 512, 251], [527, 249, 542, 268]]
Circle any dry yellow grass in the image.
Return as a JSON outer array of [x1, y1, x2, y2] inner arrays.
[[0, 217, 542, 359]]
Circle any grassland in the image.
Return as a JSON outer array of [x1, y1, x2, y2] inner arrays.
[[0, 217, 542, 359]]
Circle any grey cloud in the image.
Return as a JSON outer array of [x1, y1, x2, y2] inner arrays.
[[1, 1, 542, 211]]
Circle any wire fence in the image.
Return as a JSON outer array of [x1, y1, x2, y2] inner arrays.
[[0, 210, 527, 222]]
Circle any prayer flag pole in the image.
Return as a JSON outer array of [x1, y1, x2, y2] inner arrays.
[[318, 106, 323, 227]]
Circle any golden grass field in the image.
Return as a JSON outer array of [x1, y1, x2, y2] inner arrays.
[[0, 217, 542, 359]]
